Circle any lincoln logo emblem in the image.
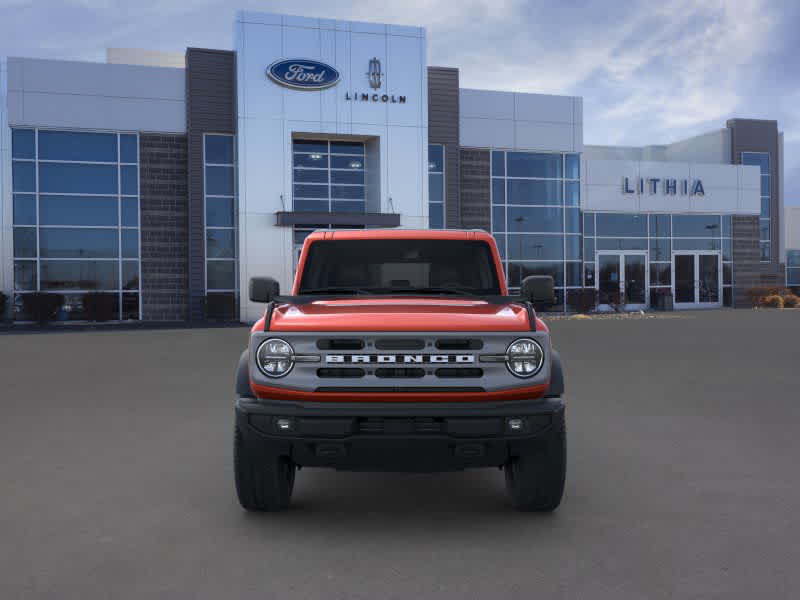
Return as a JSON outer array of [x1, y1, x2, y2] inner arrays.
[[367, 57, 382, 89]]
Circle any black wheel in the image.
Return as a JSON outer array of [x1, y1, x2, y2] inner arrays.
[[504, 429, 566, 512], [234, 425, 295, 511]]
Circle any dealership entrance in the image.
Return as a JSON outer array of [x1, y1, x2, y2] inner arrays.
[[672, 252, 722, 309], [596, 252, 648, 311]]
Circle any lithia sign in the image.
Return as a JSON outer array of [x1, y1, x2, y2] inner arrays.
[[267, 57, 406, 103], [623, 177, 705, 196]]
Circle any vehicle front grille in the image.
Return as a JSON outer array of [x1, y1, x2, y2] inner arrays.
[[357, 417, 445, 435], [374, 338, 426, 350], [317, 368, 365, 378], [375, 367, 425, 378], [434, 368, 484, 378], [316, 338, 364, 350]]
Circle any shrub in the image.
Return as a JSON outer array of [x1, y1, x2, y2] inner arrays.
[[21, 293, 65, 324], [747, 287, 788, 307], [762, 295, 784, 309], [83, 292, 118, 322], [782, 294, 799, 308], [0, 292, 7, 322]]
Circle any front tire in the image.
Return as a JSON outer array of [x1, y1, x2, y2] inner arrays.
[[504, 429, 566, 512], [234, 425, 295, 511]]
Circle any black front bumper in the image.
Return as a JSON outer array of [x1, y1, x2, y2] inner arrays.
[[235, 397, 565, 472]]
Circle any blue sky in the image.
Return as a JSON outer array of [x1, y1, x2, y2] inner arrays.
[[2, 0, 798, 204]]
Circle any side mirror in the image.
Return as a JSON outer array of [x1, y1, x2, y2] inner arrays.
[[249, 277, 280, 303], [520, 275, 554, 310]]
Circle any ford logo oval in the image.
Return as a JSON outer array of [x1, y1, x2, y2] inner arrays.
[[267, 59, 340, 90]]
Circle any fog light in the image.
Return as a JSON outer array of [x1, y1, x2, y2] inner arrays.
[[507, 418, 525, 432], [275, 418, 293, 432]]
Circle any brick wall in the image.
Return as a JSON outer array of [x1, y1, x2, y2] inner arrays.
[[139, 134, 189, 321], [459, 149, 490, 231]]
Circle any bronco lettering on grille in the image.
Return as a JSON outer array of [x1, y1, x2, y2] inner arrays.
[[326, 354, 475, 364]]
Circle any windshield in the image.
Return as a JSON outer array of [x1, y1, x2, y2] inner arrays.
[[298, 239, 502, 296]]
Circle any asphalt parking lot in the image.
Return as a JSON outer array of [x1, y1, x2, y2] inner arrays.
[[2, 309, 799, 599]]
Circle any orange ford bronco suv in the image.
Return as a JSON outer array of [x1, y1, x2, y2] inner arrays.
[[234, 229, 566, 511]]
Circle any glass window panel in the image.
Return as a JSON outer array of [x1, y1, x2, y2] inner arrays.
[[13, 227, 36, 258], [672, 214, 721, 237], [492, 206, 506, 232], [565, 207, 580, 233], [492, 179, 505, 205], [330, 141, 364, 155], [759, 219, 770, 241], [565, 181, 579, 206], [122, 261, 139, 290], [507, 234, 564, 260], [205, 135, 234, 164], [760, 242, 770, 261], [787, 251, 800, 268], [673, 238, 721, 251], [39, 163, 117, 194], [721, 215, 732, 237], [723, 263, 732, 285], [595, 213, 647, 237], [428, 173, 443, 204], [121, 165, 138, 195], [40, 195, 118, 226], [13, 194, 36, 225], [761, 197, 770, 218], [207, 229, 236, 258], [787, 268, 800, 285], [293, 140, 328, 154], [331, 200, 366, 213], [649, 238, 671, 261], [596, 238, 647, 251], [565, 262, 581, 287], [331, 155, 363, 169], [122, 293, 140, 320], [741, 152, 769, 174], [507, 206, 563, 233], [428, 144, 444, 172], [723, 287, 732, 307], [565, 154, 580, 180], [429, 202, 444, 229], [760, 175, 770, 196], [649, 214, 671, 237], [507, 152, 562, 178], [205, 196, 234, 227], [583, 237, 594, 261], [38, 130, 117, 162], [494, 234, 506, 260], [507, 179, 562, 205], [508, 261, 564, 287], [293, 153, 329, 168], [722, 238, 732, 262], [650, 263, 671, 286], [14, 261, 37, 291], [121, 198, 139, 227], [294, 184, 329, 199], [294, 199, 329, 212], [584, 262, 595, 287], [332, 170, 365, 185], [331, 185, 364, 200], [120, 134, 138, 163], [122, 229, 139, 258], [491, 151, 505, 177], [293, 168, 328, 183], [12, 129, 35, 159], [12, 161, 36, 192], [207, 260, 236, 290], [583, 213, 595, 237], [205, 166, 234, 195], [40, 228, 118, 258], [565, 235, 581, 260], [40, 260, 119, 290]]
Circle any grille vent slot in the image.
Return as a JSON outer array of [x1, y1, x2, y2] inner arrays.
[[316, 338, 364, 350], [317, 368, 365, 378], [435, 338, 484, 350], [375, 367, 425, 379], [435, 368, 484, 378], [357, 417, 445, 434], [375, 338, 426, 350]]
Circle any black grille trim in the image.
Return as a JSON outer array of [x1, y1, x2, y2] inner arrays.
[[375, 367, 425, 378], [316, 339, 364, 350], [317, 368, 366, 378], [375, 338, 426, 350], [315, 386, 485, 393], [435, 338, 484, 350], [435, 368, 484, 378]]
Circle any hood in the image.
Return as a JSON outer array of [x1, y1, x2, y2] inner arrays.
[[268, 297, 533, 332]]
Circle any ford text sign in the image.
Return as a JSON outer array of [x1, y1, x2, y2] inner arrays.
[[267, 59, 340, 90]]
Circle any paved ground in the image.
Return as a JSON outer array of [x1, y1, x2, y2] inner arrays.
[[2, 309, 799, 599]]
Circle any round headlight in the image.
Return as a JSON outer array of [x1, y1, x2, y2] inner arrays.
[[506, 338, 544, 378], [256, 338, 295, 378]]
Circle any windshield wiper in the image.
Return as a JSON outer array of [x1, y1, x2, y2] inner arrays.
[[300, 286, 376, 295], [379, 287, 481, 296]]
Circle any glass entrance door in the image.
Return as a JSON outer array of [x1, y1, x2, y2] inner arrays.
[[596, 252, 648, 310], [672, 252, 721, 308]]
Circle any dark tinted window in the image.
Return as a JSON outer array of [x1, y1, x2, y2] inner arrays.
[[507, 152, 562, 178], [39, 163, 118, 194], [299, 240, 501, 295], [507, 179, 562, 205], [38, 131, 117, 162], [13, 194, 36, 225], [40, 260, 119, 290], [491, 151, 505, 177], [39, 228, 118, 258], [596, 213, 647, 237], [12, 161, 35, 192], [40, 195, 118, 226], [204, 135, 234, 164], [12, 129, 35, 159], [673, 214, 720, 237], [120, 134, 138, 163], [206, 197, 234, 227]]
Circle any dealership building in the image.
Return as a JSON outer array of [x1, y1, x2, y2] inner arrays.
[[0, 10, 794, 323]]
